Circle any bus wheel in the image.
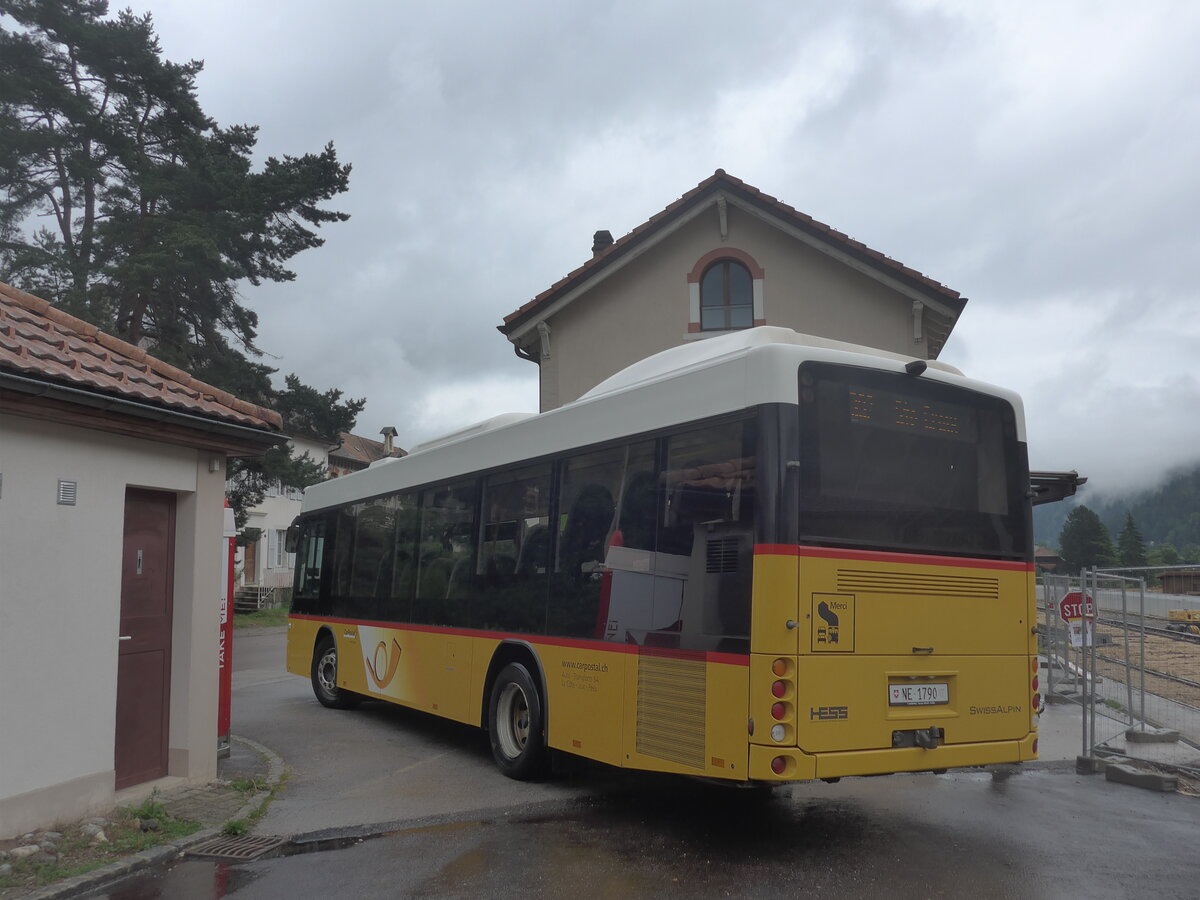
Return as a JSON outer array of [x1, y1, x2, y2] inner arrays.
[[311, 636, 360, 710], [488, 662, 548, 780]]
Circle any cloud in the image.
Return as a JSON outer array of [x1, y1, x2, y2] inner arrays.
[[129, 1, 1200, 495]]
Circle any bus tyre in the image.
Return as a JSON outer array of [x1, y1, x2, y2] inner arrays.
[[311, 636, 360, 710], [488, 662, 548, 780]]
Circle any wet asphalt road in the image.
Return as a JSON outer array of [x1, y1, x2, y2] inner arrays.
[[85, 628, 1199, 899]]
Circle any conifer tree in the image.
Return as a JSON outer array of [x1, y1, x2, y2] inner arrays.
[[0, 0, 360, 529], [1058, 506, 1115, 573], [1116, 512, 1148, 569]]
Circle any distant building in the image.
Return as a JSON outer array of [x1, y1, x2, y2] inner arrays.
[[327, 427, 406, 478], [499, 169, 967, 411], [1161, 570, 1200, 595], [1035, 546, 1066, 573]]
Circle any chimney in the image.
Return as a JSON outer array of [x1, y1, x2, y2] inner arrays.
[[592, 230, 613, 257], [380, 426, 398, 455]]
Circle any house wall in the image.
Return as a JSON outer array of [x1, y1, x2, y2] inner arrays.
[[542, 204, 926, 409], [0, 413, 227, 837], [238, 436, 328, 589]]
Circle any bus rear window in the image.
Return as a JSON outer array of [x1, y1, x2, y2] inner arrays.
[[797, 363, 1029, 560]]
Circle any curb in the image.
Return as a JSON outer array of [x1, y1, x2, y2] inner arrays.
[[1105, 762, 1179, 793], [20, 736, 285, 900]]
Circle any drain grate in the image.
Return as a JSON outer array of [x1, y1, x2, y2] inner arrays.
[[186, 835, 288, 861]]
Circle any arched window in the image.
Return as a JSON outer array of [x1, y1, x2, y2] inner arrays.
[[699, 259, 753, 331]]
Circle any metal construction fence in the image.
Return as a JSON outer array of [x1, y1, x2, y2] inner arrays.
[[1040, 567, 1200, 762]]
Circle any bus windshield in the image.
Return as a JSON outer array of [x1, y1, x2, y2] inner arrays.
[[797, 362, 1030, 560]]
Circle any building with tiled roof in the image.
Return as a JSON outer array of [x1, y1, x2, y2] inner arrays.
[[499, 170, 967, 411], [328, 428, 406, 477], [0, 281, 283, 838]]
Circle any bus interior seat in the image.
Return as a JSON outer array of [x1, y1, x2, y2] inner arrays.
[[617, 470, 658, 551], [515, 524, 550, 575], [559, 484, 614, 578]]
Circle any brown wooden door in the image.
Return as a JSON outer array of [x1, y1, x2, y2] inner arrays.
[[244, 539, 257, 585], [115, 489, 176, 790]]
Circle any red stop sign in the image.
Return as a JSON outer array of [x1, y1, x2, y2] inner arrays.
[[1059, 591, 1094, 622]]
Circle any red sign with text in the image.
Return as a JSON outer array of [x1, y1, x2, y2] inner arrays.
[[1058, 591, 1095, 623]]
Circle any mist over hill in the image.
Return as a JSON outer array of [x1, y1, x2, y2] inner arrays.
[[1033, 461, 1200, 552]]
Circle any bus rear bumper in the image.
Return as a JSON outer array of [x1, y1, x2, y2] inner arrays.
[[750, 731, 1038, 781]]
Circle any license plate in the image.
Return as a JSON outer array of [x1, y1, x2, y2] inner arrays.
[[888, 683, 949, 706]]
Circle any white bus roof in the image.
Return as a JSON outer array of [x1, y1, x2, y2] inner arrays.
[[302, 327, 1024, 514]]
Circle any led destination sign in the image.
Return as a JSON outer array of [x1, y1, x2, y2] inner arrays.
[[846, 388, 977, 442]]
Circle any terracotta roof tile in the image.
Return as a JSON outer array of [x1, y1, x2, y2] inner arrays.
[[330, 431, 406, 466], [501, 169, 964, 334], [0, 281, 281, 431]]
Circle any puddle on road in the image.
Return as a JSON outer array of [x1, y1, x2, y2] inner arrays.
[[85, 859, 257, 900]]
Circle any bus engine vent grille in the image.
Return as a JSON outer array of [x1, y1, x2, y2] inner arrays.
[[837, 569, 1000, 599], [636, 653, 706, 769], [706, 538, 740, 573]]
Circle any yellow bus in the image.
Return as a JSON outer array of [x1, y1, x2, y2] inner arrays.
[[286, 327, 1042, 783]]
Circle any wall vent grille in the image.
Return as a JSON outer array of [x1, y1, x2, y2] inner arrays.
[[57, 480, 77, 506]]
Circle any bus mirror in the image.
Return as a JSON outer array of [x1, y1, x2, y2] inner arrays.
[[285, 522, 300, 554]]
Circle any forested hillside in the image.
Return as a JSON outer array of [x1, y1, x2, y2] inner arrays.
[[1033, 461, 1200, 553]]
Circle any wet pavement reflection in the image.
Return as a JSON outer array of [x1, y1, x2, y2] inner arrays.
[[84, 769, 1195, 899]]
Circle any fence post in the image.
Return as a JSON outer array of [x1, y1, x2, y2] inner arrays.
[[1088, 568, 1097, 758], [1120, 579, 1132, 726], [1138, 576, 1147, 731], [1042, 576, 1053, 696]]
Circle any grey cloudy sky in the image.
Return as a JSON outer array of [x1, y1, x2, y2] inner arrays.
[[142, 0, 1199, 496]]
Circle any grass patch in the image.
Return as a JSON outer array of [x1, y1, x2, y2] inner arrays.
[[229, 776, 270, 795], [234, 607, 288, 628], [0, 798, 201, 894]]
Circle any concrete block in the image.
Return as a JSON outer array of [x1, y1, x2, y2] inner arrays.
[[1076, 755, 1106, 775], [1125, 727, 1181, 744], [1104, 763, 1177, 792]]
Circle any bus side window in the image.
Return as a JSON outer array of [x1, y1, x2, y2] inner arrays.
[[389, 492, 419, 623], [291, 516, 327, 613], [549, 439, 662, 643], [331, 506, 358, 618], [349, 495, 400, 620], [415, 480, 477, 628], [661, 420, 756, 650], [477, 464, 551, 634]]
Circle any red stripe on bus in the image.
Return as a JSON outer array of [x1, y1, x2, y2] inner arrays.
[[288, 614, 749, 666], [753, 544, 1033, 572]]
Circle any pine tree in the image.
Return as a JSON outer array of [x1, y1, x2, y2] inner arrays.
[[1116, 512, 1148, 569], [0, 0, 350, 371], [226, 379, 365, 528], [0, 1, 360, 530], [1058, 506, 1115, 573]]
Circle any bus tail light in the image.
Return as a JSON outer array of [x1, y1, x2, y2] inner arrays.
[[771, 756, 787, 775], [767, 658, 794, 744]]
